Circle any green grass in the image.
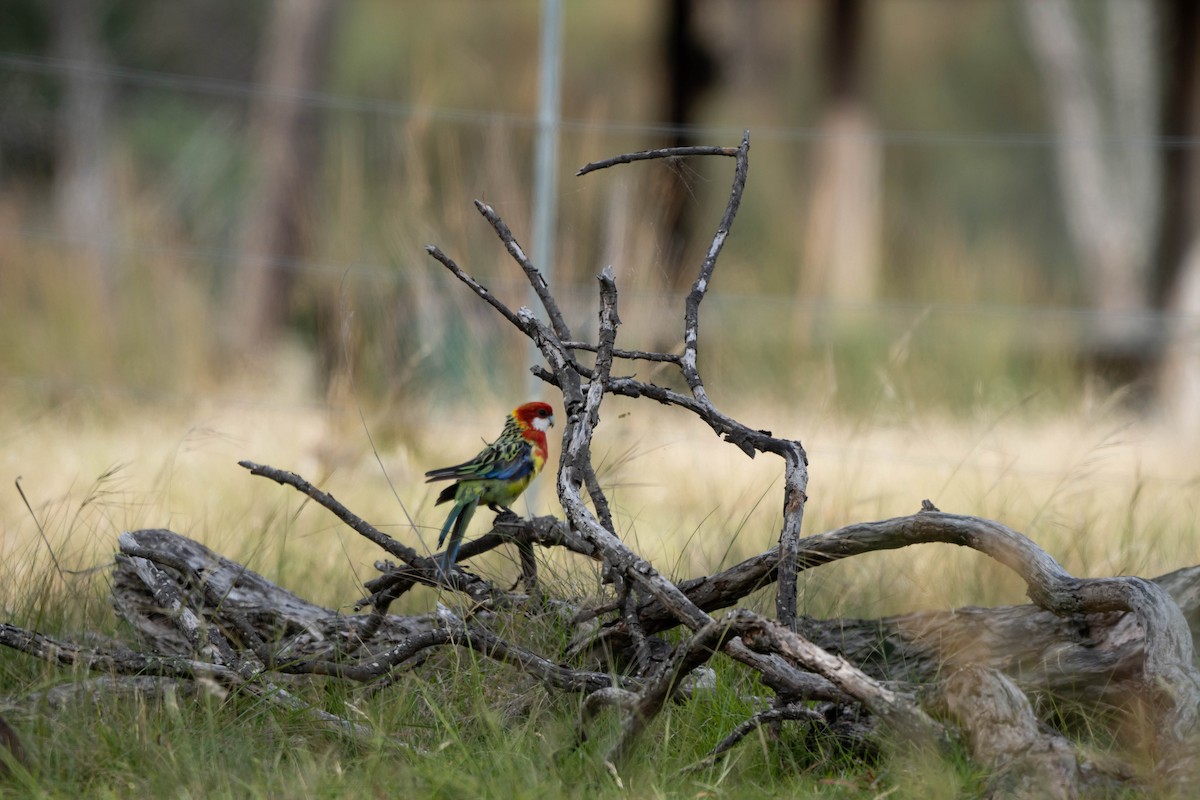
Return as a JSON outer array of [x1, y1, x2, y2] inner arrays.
[[3, 387, 1198, 797], [0, 605, 973, 799]]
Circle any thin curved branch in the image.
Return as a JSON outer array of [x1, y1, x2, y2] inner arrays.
[[576, 144, 739, 176], [679, 132, 749, 405], [279, 623, 619, 695], [0, 622, 242, 684], [240, 460, 419, 564], [473, 200, 574, 344], [560, 341, 681, 365], [606, 613, 742, 765], [239, 460, 529, 613], [689, 702, 824, 772], [424, 244, 533, 334]]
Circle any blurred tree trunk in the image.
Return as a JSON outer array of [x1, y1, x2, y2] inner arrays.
[[658, 0, 717, 289], [1157, 0, 1200, 435], [231, 0, 339, 350], [798, 0, 881, 317], [52, 0, 116, 326], [1019, 0, 1159, 382]]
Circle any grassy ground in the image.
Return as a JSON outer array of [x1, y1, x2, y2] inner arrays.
[[2, 362, 1198, 797]]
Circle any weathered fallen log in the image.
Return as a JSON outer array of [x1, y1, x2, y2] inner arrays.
[[0, 511, 1194, 792], [108, 528, 1200, 745]]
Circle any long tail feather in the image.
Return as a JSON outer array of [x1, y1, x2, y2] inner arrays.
[[439, 496, 478, 572]]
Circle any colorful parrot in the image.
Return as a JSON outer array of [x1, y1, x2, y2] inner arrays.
[[424, 401, 555, 572]]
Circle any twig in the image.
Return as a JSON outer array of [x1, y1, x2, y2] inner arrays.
[[239, 460, 420, 565], [424, 245, 533, 334], [357, 513, 596, 614], [689, 702, 824, 772], [572, 133, 809, 628], [515, 532, 539, 593], [473, 200, 574, 344], [560, 341, 682, 364], [678, 133, 749, 406], [613, 572, 654, 675], [573, 267, 621, 535], [553, 271, 713, 631], [0, 622, 242, 683], [576, 144, 739, 176], [267, 620, 620, 696], [239, 460, 529, 612], [606, 614, 741, 765]]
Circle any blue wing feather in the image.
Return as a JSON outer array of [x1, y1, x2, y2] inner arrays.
[[426, 440, 532, 483], [487, 453, 534, 481]]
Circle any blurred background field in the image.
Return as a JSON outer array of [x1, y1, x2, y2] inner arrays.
[[2, 1, 1200, 794]]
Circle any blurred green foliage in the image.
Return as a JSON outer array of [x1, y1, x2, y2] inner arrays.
[[0, 0, 1112, 418]]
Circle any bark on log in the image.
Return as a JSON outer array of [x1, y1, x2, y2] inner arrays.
[[928, 666, 1133, 800], [112, 529, 443, 662], [112, 527, 1200, 732]]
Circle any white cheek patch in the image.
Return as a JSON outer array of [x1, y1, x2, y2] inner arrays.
[[533, 415, 554, 432]]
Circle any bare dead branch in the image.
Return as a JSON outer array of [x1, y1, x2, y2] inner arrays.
[[424, 244, 533, 334], [0, 621, 242, 684], [357, 512, 595, 616], [473, 199, 574, 344], [560, 341, 682, 364], [553, 272, 714, 633], [576, 144, 739, 176], [576, 266, 621, 535], [239, 460, 419, 565], [239, 460, 532, 613], [679, 132, 749, 405], [607, 613, 742, 765], [734, 610, 947, 749], [515, 533, 539, 592], [275, 622, 618, 695], [612, 572, 655, 675], [690, 702, 824, 772]]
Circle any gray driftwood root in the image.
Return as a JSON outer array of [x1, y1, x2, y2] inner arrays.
[[928, 666, 1136, 799]]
